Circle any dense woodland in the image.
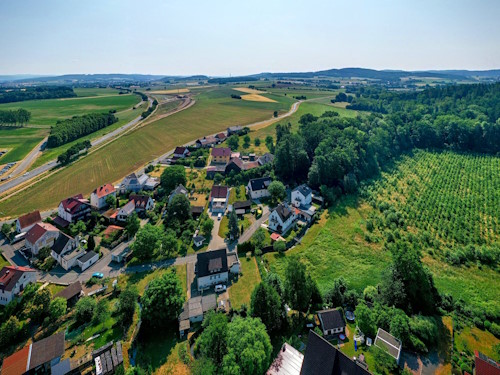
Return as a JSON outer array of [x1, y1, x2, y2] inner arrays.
[[0, 86, 76, 103], [47, 113, 118, 148], [0, 108, 31, 125]]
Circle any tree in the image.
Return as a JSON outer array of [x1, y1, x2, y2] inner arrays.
[[93, 299, 110, 324], [355, 301, 376, 337], [390, 309, 410, 344], [250, 282, 284, 333], [167, 194, 191, 223], [1, 223, 11, 237], [160, 232, 178, 257], [191, 357, 217, 375], [227, 135, 239, 150], [324, 277, 348, 307], [273, 111, 278, 118], [87, 235, 96, 251], [222, 316, 272, 375], [254, 138, 261, 146], [0, 316, 21, 349], [264, 271, 284, 297], [126, 212, 140, 238], [75, 297, 97, 325], [227, 210, 239, 239], [372, 345, 398, 374], [29, 288, 51, 322], [196, 312, 228, 366], [284, 258, 314, 312], [105, 194, 117, 208], [160, 165, 187, 194], [131, 224, 164, 260], [117, 285, 138, 326], [273, 240, 286, 254], [252, 228, 266, 250], [243, 135, 251, 148], [201, 218, 214, 237], [49, 297, 67, 320], [141, 270, 184, 328], [265, 136, 274, 153], [268, 180, 286, 204]]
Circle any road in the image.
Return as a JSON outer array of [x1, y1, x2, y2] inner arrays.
[[4, 136, 48, 179]]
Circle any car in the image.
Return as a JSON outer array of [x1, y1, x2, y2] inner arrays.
[[23, 172, 29, 176], [215, 284, 226, 293], [92, 272, 104, 279], [217, 212, 222, 221]]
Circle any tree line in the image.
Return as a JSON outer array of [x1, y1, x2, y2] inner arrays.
[[0, 86, 76, 104], [57, 140, 92, 164], [141, 99, 158, 119], [47, 112, 118, 148], [0, 109, 31, 125]]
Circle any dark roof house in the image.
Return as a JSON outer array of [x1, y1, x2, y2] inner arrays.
[[196, 248, 228, 278], [55, 281, 82, 302], [210, 185, 229, 199], [249, 176, 272, 191], [317, 309, 345, 332], [275, 203, 294, 222], [51, 233, 75, 255], [0, 266, 36, 292]]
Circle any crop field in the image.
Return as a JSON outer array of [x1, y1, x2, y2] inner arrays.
[[73, 87, 123, 97], [0, 87, 295, 216], [0, 92, 141, 126], [0, 127, 48, 164], [264, 150, 500, 312], [149, 88, 190, 94]]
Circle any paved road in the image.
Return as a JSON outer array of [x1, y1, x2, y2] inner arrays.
[[238, 205, 270, 244], [4, 136, 48, 179]]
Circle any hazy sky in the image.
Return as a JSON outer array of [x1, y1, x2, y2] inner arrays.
[[1, 0, 499, 76]]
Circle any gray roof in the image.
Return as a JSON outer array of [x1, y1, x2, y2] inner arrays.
[[51, 359, 71, 375], [258, 153, 275, 165], [294, 184, 312, 197], [193, 235, 205, 243], [275, 203, 294, 222], [55, 281, 82, 301], [29, 331, 65, 370], [249, 176, 272, 191], [318, 309, 345, 331], [374, 328, 402, 360], [197, 249, 228, 278], [51, 233, 74, 255], [78, 251, 98, 263]]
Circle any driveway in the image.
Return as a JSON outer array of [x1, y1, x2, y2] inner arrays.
[[238, 205, 270, 244], [208, 214, 225, 250]]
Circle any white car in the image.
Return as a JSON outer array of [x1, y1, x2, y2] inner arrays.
[[215, 284, 226, 293], [217, 213, 222, 221]]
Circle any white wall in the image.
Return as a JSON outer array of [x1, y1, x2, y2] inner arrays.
[[197, 272, 228, 290]]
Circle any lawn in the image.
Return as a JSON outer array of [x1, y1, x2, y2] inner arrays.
[[0, 127, 48, 164], [175, 264, 188, 298], [228, 185, 247, 204], [0, 92, 141, 126], [46, 283, 66, 296], [0, 87, 294, 217], [218, 213, 252, 238], [454, 324, 500, 361], [228, 256, 261, 309], [0, 253, 9, 268]]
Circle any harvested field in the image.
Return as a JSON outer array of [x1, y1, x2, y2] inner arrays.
[[241, 93, 277, 103]]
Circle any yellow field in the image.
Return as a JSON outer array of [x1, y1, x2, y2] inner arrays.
[[234, 87, 266, 94], [241, 94, 277, 103], [150, 88, 190, 94]]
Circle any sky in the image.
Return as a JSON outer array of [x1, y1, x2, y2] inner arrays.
[[0, 0, 499, 76]]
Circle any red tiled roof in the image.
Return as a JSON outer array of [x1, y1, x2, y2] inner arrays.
[[216, 133, 226, 139], [0, 266, 36, 292], [103, 225, 124, 239], [129, 194, 152, 209], [244, 161, 259, 170], [475, 350, 500, 375], [174, 146, 188, 155], [60, 194, 88, 214], [210, 185, 228, 199], [25, 222, 58, 244], [1, 345, 30, 375], [93, 184, 115, 199], [212, 147, 231, 157], [17, 210, 42, 230]]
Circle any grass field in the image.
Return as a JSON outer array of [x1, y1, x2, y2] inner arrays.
[[73, 88, 123, 97], [0, 127, 48, 164], [0, 87, 295, 217], [0, 90, 141, 126], [264, 151, 500, 313], [229, 256, 261, 309]]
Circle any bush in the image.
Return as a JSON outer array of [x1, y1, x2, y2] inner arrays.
[[489, 322, 500, 337]]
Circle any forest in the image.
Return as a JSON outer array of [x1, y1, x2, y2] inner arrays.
[[0, 86, 76, 103], [47, 112, 118, 148], [0, 108, 31, 125]]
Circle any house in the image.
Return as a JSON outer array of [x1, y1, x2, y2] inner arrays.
[[211, 147, 231, 164], [227, 251, 240, 274], [58, 194, 91, 224], [90, 184, 116, 210], [0, 266, 37, 306], [267, 343, 304, 375], [193, 235, 205, 248], [206, 164, 226, 179], [300, 330, 371, 375], [196, 136, 217, 148], [196, 248, 229, 290], [76, 251, 99, 271], [374, 328, 402, 365], [215, 132, 227, 142], [54, 281, 82, 306], [233, 200, 251, 215], [210, 185, 229, 213], [111, 242, 131, 263], [178, 294, 217, 336], [258, 153, 275, 166], [130, 194, 155, 212], [116, 201, 135, 222], [1, 331, 65, 375], [168, 184, 189, 204], [247, 177, 272, 199], [190, 205, 204, 219], [16, 210, 42, 233], [475, 350, 500, 375], [173, 146, 190, 158], [317, 309, 345, 336], [25, 222, 60, 256], [59, 248, 86, 272], [119, 172, 148, 193], [227, 126, 243, 135], [225, 158, 259, 174], [50, 232, 80, 270], [269, 203, 296, 234], [270, 233, 285, 242], [292, 184, 312, 208]]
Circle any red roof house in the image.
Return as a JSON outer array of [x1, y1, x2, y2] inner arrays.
[[90, 184, 116, 209], [58, 194, 91, 223], [16, 210, 42, 233], [0, 266, 37, 306], [475, 351, 500, 375]]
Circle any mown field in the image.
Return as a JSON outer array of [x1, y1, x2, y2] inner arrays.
[[0, 87, 295, 217], [264, 150, 500, 312], [0, 127, 48, 164], [0, 90, 141, 126]]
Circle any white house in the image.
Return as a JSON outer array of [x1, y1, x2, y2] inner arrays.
[[268, 203, 296, 234], [16, 210, 42, 233], [117, 201, 135, 222], [291, 184, 312, 208], [60, 248, 86, 271], [76, 251, 99, 271], [58, 194, 91, 223], [90, 183, 116, 210], [196, 248, 229, 291], [173, 146, 190, 158], [193, 235, 205, 248], [317, 309, 346, 337], [119, 172, 160, 193], [0, 266, 37, 305], [210, 185, 229, 213], [25, 223, 60, 256], [50, 233, 82, 270], [130, 194, 155, 212], [247, 177, 272, 200]]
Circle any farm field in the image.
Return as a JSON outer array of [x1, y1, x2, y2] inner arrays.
[[0, 91, 141, 126], [0, 87, 295, 217], [0, 127, 48, 164], [73, 87, 123, 97], [264, 150, 500, 312]]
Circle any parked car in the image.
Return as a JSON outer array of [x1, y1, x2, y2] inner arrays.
[[92, 272, 104, 279], [215, 284, 226, 293], [217, 213, 222, 221]]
